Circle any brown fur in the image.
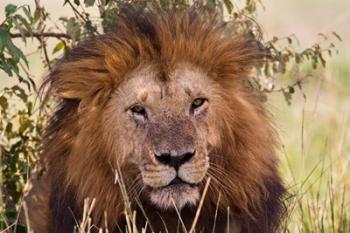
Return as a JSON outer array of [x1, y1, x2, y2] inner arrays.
[[25, 5, 285, 233]]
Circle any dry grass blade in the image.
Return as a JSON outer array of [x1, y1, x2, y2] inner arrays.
[[189, 177, 211, 233], [171, 198, 188, 233], [76, 198, 97, 233], [22, 202, 32, 233], [211, 192, 221, 233]]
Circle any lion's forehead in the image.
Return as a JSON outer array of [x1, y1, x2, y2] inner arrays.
[[116, 63, 216, 109]]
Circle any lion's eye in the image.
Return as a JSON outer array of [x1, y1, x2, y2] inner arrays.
[[130, 105, 147, 116], [191, 98, 207, 110]]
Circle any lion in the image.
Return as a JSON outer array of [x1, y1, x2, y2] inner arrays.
[[22, 5, 286, 233]]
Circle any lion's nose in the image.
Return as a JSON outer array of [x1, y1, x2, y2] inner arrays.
[[155, 150, 195, 170]]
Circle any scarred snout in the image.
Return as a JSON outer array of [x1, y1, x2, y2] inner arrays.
[[140, 115, 209, 209]]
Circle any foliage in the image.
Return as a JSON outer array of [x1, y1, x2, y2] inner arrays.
[[0, 0, 345, 232], [0, 4, 31, 88], [0, 85, 47, 231]]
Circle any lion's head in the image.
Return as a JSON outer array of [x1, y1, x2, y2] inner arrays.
[[38, 5, 285, 233], [103, 62, 228, 210]]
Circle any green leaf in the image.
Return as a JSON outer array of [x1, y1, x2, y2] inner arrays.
[[318, 32, 327, 40], [5, 122, 13, 134], [12, 85, 28, 102], [12, 17, 27, 43], [19, 118, 31, 134], [0, 28, 11, 52], [15, 15, 32, 32], [0, 59, 14, 76], [312, 55, 318, 69], [0, 96, 9, 109], [288, 86, 295, 94], [84, 0, 96, 7], [332, 32, 342, 42], [27, 102, 33, 114], [66, 17, 81, 41], [328, 49, 332, 57], [52, 41, 65, 54], [318, 53, 326, 67], [7, 58, 20, 72], [223, 0, 234, 14], [33, 8, 43, 25], [6, 39, 29, 67], [22, 5, 33, 23], [5, 4, 17, 17]]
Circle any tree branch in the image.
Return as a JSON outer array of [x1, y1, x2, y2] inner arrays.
[[10, 32, 71, 40]]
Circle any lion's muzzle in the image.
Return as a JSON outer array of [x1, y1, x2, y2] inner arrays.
[[140, 152, 209, 210], [138, 114, 210, 209]]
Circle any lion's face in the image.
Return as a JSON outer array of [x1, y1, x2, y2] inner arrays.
[[103, 64, 222, 209], [38, 8, 286, 232]]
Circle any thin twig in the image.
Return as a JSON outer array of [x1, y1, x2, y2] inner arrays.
[[36, 30, 52, 70], [65, 0, 100, 35], [10, 32, 71, 39], [66, 0, 89, 24]]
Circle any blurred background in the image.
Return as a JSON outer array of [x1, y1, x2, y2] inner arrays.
[[0, 0, 349, 232]]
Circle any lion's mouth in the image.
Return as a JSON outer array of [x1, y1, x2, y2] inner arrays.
[[147, 177, 201, 210], [164, 177, 197, 188]]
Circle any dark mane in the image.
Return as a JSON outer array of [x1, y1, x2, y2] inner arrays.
[[38, 5, 285, 233]]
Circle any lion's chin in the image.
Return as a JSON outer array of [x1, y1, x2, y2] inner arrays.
[[149, 184, 200, 210]]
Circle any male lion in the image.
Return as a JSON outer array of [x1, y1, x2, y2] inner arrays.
[[23, 6, 285, 233]]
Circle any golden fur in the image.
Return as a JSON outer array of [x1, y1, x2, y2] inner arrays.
[[24, 5, 285, 233]]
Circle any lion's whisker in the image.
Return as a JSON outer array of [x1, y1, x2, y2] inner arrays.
[[208, 164, 232, 178], [128, 179, 143, 197], [127, 174, 143, 197]]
